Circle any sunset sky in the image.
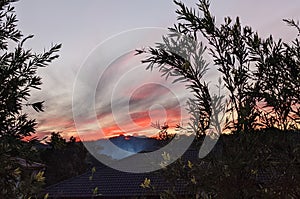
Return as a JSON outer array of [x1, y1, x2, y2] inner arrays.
[[15, 0, 300, 140]]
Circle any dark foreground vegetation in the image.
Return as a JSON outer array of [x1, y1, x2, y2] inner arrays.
[[0, 0, 299, 198], [154, 128, 300, 198], [137, 0, 300, 198]]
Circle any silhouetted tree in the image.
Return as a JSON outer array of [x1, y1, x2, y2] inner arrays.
[[139, 0, 300, 198], [172, 0, 300, 132], [140, 0, 300, 134], [136, 26, 213, 138], [0, 0, 61, 197], [247, 21, 300, 130], [41, 133, 87, 186]]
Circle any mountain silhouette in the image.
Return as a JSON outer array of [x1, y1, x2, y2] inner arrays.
[[109, 135, 161, 153], [85, 135, 164, 160]]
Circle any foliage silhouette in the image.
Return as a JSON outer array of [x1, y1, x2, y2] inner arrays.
[[136, 28, 214, 139], [171, 0, 300, 132], [138, 0, 300, 198], [0, 0, 61, 197], [139, 0, 300, 134], [41, 133, 87, 186]]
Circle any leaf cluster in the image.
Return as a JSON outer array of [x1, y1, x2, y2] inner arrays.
[[0, 0, 61, 197]]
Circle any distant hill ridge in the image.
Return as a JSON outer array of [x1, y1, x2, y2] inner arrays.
[[108, 135, 162, 153]]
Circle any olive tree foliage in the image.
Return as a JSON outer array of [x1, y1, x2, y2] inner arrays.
[[251, 19, 300, 130], [139, 0, 300, 198], [136, 22, 226, 140], [139, 0, 300, 134], [172, 0, 300, 132], [0, 0, 61, 197]]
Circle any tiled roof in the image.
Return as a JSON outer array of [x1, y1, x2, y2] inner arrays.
[[43, 148, 201, 198], [44, 162, 188, 198]]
